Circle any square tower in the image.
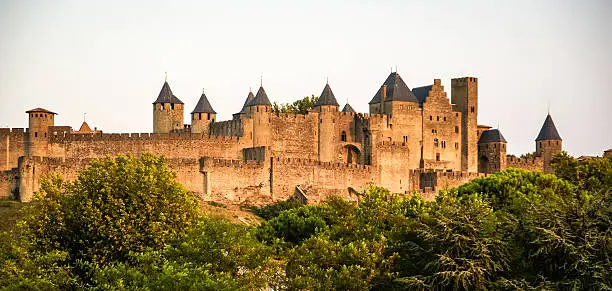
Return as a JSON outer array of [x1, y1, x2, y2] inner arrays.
[[451, 77, 478, 172]]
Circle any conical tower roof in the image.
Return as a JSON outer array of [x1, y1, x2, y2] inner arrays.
[[478, 129, 507, 143], [191, 92, 216, 114], [238, 91, 255, 114], [369, 72, 419, 104], [248, 86, 272, 106], [535, 114, 562, 141], [342, 103, 356, 113], [314, 83, 340, 107], [153, 81, 184, 104], [78, 121, 92, 132]]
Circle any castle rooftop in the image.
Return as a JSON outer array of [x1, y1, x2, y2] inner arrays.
[[479, 129, 507, 143], [237, 91, 255, 114], [342, 103, 356, 113], [369, 72, 419, 104], [248, 86, 271, 106], [191, 92, 216, 114], [26, 108, 56, 114], [153, 81, 184, 104], [535, 114, 562, 141], [314, 83, 340, 107]]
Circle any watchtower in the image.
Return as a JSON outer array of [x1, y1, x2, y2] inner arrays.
[[153, 81, 184, 133], [313, 83, 340, 162], [190, 91, 216, 134], [451, 77, 478, 172], [248, 86, 272, 147], [26, 108, 56, 157], [477, 129, 507, 174], [535, 114, 562, 173]]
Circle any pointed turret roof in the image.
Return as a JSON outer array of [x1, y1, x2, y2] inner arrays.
[[238, 91, 256, 114], [478, 129, 507, 143], [342, 103, 356, 113], [78, 121, 92, 132], [369, 72, 419, 104], [248, 86, 272, 106], [314, 83, 340, 107], [191, 92, 216, 114], [153, 81, 184, 104], [535, 114, 562, 141]]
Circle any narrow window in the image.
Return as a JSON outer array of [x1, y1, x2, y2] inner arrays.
[[436, 153, 440, 161], [455, 142, 459, 149], [199, 113, 202, 120], [44, 132, 47, 137], [341, 131, 347, 142], [207, 113, 210, 120], [456, 113, 459, 117], [34, 132, 38, 137], [403, 136, 408, 143], [171, 104, 175, 110], [429, 115, 432, 120], [437, 116, 440, 121], [455, 126, 459, 133], [434, 138, 439, 147], [161, 104, 165, 110], [470, 106, 475, 113], [432, 129, 435, 134], [443, 117, 446, 121]]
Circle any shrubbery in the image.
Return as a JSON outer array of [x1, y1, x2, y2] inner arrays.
[[0, 153, 610, 290]]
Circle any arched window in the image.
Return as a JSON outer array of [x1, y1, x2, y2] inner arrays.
[[341, 131, 347, 142], [434, 138, 439, 147]]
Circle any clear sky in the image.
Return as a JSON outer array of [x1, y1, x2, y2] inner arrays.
[[0, 0, 610, 156]]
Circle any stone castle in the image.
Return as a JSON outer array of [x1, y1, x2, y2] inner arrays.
[[0, 72, 563, 203]]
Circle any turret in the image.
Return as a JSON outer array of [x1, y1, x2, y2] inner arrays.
[[477, 129, 507, 174], [314, 83, 340, 162], [26, 108, 56, 157], [451, 77, 479, 172], [341, 103, 356, 113], [190, 90, 217, 134], [368, 72, 419, 115], [535, 114, 562, 173], [233, 90, 255, 120], [248, 86, 272, 147], [152, 81, 184, 133]]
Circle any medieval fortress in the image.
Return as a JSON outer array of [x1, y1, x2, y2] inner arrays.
[[0, 72, 563, 203]]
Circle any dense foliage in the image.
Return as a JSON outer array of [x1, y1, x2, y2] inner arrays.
[[272, 95, 319, 115], [0, 153, 610, 290]]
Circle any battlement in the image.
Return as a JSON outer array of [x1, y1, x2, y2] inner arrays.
[[507, 156, 542, 165], [272, 156, 371, 170], [274, 113, 311, 120], [209, 119, 243, 137], [451, 77, 478, 86], [205, 157, 265, 168], [48, 131, 242, 143], [0, 128, 26, 136]]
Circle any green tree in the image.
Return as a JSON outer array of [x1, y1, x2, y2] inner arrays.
[[272, 95, 319, 115], [14, 154, 199, 274]]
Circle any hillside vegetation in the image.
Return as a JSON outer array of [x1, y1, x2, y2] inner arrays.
[[0, 152, 610, 290]]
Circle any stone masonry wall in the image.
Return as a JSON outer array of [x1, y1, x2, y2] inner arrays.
[[0, 128, 27, 171], [0, 168, 19, 199], [506, 156, 544, 171]]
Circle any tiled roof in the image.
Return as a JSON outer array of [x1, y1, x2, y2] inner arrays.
[[26, 108, 57, 114], [191, 93, 216, 114], [78, 121, 92, 132], [369, 72, 419, 104], [535, 114, 562, 141], [478, 129, 507, 143], [411, 85, 432, 106], [248, 86, 272, 106], [153, 81, 184, 104], [314, 84, 339, 107], [342, 103, 356, 113]]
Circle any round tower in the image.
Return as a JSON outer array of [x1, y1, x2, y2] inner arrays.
[[248, 86, 272, 147], [313, 83, 340, 162], [190, 90, 216, 134], [477, 129, 507, 174], [153, 81, 184, 133], [535, 114, 562, 173], [26, 108, 56, 157]]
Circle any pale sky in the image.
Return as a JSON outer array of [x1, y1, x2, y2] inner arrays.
[[0, 0, 610, 157]]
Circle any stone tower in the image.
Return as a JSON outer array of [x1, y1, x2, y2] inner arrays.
[[233, 90, 255, 120], [313, 83, 340, 162], [26, 108, 56, 157], [535, 114, 562, 173], [368, 72, 419, 115], [153, 81, 184, 133], [191, 91, 216, 134], [477, 129, 507, 174], [248, 86, 272, 147], [451, 77, 478, 172]]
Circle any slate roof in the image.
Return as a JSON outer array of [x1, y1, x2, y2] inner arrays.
[[153, 81, 184, 104], [248, 86, 272, 106], [26, 108, 57, 114], [411, 85, 432, 106], [342, 103, 356, 113], [478, 129, 507, 143], [191, 93, 216, 114], [237, 91, 255, 114], [369, 72, 419, 104], [314, 84, 340, 107], [535, 114, 562, 141]]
